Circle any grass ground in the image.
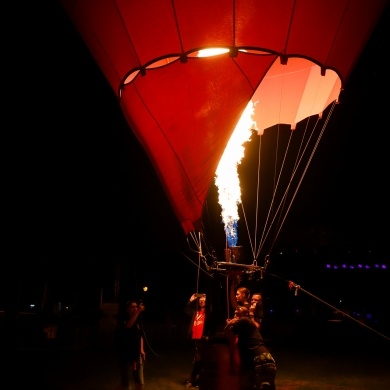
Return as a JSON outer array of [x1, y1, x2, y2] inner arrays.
[[10, 338, 390, 390], [5, 314, 389, 390]]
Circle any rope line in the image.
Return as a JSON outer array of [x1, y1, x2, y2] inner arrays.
[[268, 271, 390, 343]]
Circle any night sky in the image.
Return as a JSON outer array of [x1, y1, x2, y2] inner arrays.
[[6, 2, 389, 319]]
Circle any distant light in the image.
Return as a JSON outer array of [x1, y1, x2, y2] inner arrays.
[[325, 263, 387, 270], [143, 286, 148, 292], [29, 304, 35, 309]]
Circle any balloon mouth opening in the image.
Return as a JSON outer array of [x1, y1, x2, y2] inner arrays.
[[120, 47, 275, 89]]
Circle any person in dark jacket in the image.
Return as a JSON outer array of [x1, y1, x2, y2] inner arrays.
[[249, 292, 264, 330], [116, 300, 146, 390], [184, 293, 209, 388], [224, 306, 276, 390]]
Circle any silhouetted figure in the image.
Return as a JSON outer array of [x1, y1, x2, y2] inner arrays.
[[116, 300, 145, 390], [225, 306, 276, 390]]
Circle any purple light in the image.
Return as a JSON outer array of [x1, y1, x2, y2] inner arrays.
[[325, 263, 387, 270]]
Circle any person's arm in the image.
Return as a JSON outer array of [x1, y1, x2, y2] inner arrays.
[[125, 303, 144, 329], [184, 293, 197, 316], [250, 302, 263, 329], [140, 336, 145, 360], [188, 293, 197, 304], [251, 316, 261, 329], [224, 317, 239, 333], [230, 279, 239, 309], [224, 317, 240, 375]]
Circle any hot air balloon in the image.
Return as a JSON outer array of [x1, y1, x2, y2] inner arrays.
[[57, 2, 388, 386], [58, 0, 388, 301], [60, 0, 386, 246]]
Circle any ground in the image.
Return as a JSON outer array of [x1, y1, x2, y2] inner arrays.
[[7, 336, 390, 390]]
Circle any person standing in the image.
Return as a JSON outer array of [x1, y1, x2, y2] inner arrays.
[[229, 275, 251, 311], [184, 293, 208, 388], [228, 280, 251, 376], [224, 306, 276, 390], [116, 300, 146, 390], [249, 292, 264, 330]]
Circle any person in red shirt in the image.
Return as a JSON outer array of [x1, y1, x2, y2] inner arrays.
[[184, 293, 208, 388]]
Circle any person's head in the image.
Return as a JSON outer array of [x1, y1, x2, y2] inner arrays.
[[251, 292, 262, 307], [234, 305, 249, 318], [236, 287, 250, 304], [198, 294, 206, 307], [126, 300, 138, 312]]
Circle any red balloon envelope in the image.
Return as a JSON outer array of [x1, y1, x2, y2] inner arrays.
[[60, 0, 387, 236]]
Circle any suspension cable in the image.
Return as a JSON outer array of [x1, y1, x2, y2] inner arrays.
[[282, 277, 390, 343]]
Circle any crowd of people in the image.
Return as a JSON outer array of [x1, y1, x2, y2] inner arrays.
[[114, 277, 276, 390], [181, 277, 276, 390]]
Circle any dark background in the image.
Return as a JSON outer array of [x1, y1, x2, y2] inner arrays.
[[5, 1, 389, 340]]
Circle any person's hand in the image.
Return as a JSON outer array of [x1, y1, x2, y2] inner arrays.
[[231, 317, 239, 325], [190, 293, 197, 302], [226, 317, 238, 326], [224, 317, 238, 332]]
